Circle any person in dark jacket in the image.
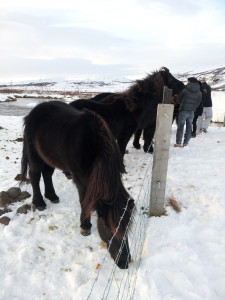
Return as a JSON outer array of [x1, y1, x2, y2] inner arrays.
[[191, 80, 204, 137], [196, 77, 212, 134], [174, 77, 202, 147]]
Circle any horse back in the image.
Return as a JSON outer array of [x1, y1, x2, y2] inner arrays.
[[24, 101, 99, 173]]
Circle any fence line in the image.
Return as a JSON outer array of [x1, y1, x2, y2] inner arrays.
[[149, 103, 174, 216], [86, 87, 174, 299], [86, 149, 153, 300]]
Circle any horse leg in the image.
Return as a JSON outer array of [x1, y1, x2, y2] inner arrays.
[[80, 205, 92, 236], [118, 133, 133, 156], [42, 164, 59, 203], [143, 124, 156, 153], [133, 129, 142, 149], [29, 159, 46, 211], [74, 179, 92, 236]]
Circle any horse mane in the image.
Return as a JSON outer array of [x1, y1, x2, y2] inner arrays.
[[80, 109, 132, 237], [115, 72, 157, 111], [142, 67, 171, 100]]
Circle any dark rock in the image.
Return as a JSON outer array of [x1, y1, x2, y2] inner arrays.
[[7, 187, 21, 199], [0, 216, 11, 226], [14, 174, 23, 181], [15, 137, 23, 142], [17, 204, 32, 214], [17, 191, 31, 201], [0, 191, 11, 207], [14, 174, 31, 184], [0, 208, 12, 216]]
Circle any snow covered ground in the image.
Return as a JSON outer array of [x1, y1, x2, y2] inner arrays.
[[0, 111, 225, 299]]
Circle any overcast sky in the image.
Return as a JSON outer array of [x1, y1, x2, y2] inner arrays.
[[1, 0, 225, 81]]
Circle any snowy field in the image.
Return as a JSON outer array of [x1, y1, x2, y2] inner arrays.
[[0, 112, 225, 299], [211, 91, 225, 122]]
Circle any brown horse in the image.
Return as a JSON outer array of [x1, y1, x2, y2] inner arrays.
[[20, 101, 134, 269]]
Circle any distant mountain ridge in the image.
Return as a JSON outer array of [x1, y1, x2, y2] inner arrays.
[[176, 66, 225, 91], [0, 66, 225, 98]]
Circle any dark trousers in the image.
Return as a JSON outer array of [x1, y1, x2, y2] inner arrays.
[[192, 113, 198, 135]]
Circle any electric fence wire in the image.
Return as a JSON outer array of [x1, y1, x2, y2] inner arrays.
[[101, 161, 152, 300], [86, 148, 153, 300]]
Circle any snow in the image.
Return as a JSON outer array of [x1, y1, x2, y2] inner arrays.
[[1, 69, 225, 299], [1, 108, 225, 299], [212, 91, 225, 122]]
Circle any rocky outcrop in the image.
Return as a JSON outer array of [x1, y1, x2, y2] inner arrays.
[[0, 187, 31, 226]]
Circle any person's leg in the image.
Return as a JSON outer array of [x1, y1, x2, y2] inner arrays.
[[196, 109, 205, 134], [202, 107, 213, 131], [184, 111, 194, 145], [176, 111, 186, 146], [192, 113, 198, 137]]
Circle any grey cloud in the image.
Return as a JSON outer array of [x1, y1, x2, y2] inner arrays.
[[136, 0, 202, 14], [0, 56, 138, 80], [43, 26, 133, 49], [2, 11, 134, 53]]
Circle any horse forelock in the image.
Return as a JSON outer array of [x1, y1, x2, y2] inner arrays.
[[160, 66, 170, 73]]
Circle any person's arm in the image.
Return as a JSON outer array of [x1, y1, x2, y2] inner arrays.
[[177, 89, 185, 104], [196, 93, 202, 108]]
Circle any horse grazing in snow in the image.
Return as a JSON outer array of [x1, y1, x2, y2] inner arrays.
[[20, 101, 134, 269]]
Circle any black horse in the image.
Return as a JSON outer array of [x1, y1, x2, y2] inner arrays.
[[132, 68, 185, 152], [70, 76, 158, 156], [20, 101, 134, 269], [73, 68, 184, 154]]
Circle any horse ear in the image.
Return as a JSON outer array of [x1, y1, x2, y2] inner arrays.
[[160, 66, 170, 73], [160, 69, 170, 85]]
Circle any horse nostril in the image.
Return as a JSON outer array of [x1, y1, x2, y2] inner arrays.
[[117, 260, 129, 269], [116, 255, 131, 269]]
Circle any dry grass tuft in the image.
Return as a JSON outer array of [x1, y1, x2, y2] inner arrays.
[[167, 197, 181, 213]]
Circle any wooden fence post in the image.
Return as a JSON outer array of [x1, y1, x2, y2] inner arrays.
[[149, 87, 174, 216]]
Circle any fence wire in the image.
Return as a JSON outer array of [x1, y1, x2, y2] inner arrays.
[[86, 145, 153, 300]]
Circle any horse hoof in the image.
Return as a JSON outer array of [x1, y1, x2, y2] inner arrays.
[[50, 198, 60, 204], [80, 228, 91, 236], [133, 143, 141, 149], [32, 204, 46, 211], [144, 145, 154, 153], [45, 194, 59, 203], [63, 171, 72, 180]]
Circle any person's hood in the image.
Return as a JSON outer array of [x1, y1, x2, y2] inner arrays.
[[186, 82, 200, 93]]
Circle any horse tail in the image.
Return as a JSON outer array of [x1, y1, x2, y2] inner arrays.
[[81, 110, 132, 236], [20, 117, 31, 184]]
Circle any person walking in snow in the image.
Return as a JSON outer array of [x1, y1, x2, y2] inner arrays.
[[174, 77, 202, 147], [196, 77, 213, 134]]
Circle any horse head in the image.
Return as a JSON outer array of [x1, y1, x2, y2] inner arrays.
[[159, 66, 185, 95], [97, 196, 134, 269]]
